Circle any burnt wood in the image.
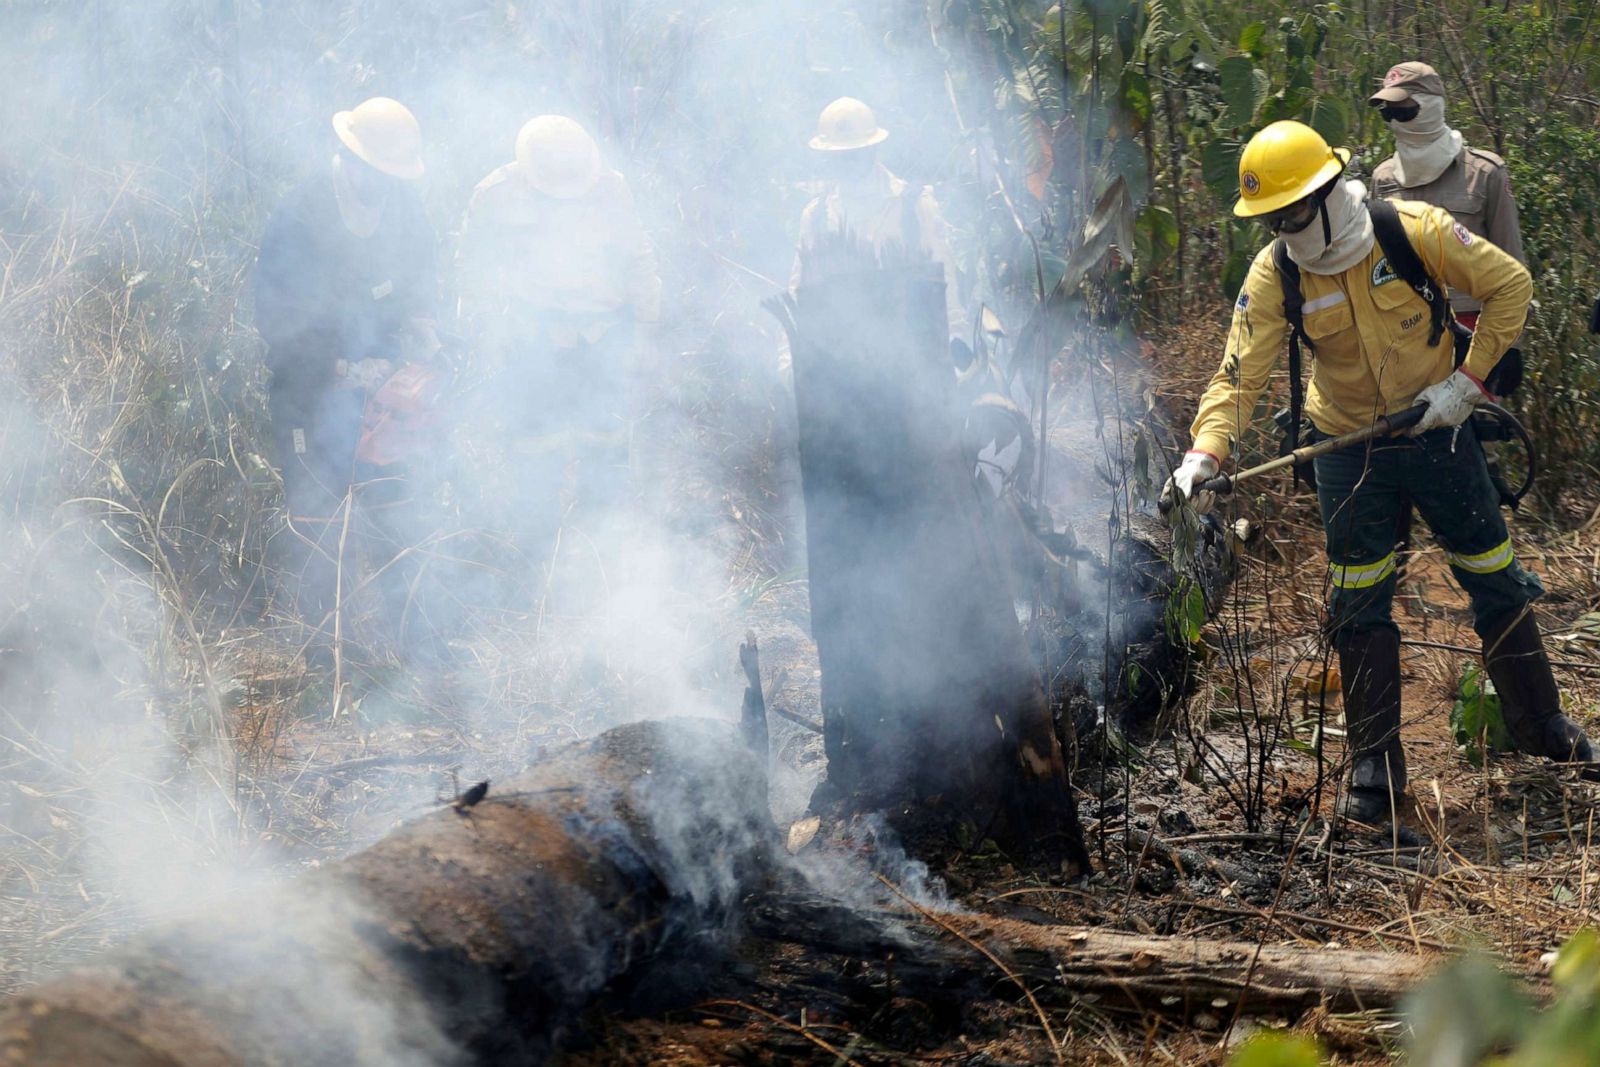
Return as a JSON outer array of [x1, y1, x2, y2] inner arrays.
[[0, 720, 772, 1066], [773, 235, 1087, 871]]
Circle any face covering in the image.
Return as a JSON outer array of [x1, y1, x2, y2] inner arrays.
[[331, 153, 385, 238], [1389, 94, 1462, 188], [1281, 179, 1374, 275]]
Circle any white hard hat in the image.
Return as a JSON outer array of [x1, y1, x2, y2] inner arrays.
[[809, 97, 889, 152], [332, 97, 425, 180], [515, 115, 602, 199]]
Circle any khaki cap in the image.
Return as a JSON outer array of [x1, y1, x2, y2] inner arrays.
[[1369, 61, 1445, 104]]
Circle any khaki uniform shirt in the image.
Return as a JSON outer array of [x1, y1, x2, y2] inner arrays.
[[458, 164, 661, 348], [1373, 146, 1523, 315], [1191, 201, 1531, 464]]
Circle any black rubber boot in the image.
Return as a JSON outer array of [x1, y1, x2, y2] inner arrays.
[[1337, 628, 1407, 824], [1483, 610, 1599, 777]]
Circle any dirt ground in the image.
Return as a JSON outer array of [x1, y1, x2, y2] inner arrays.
[[7, 316, 1600, 1065]]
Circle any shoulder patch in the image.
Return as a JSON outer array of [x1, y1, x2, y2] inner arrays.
[[1372, 256, 1399, 287], [1453, 222, 1475, 246]]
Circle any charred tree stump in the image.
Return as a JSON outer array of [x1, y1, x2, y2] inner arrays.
[[770, 237, 1087, 871], [0, 720, 771, 1066], [739, 633, 769, 765]]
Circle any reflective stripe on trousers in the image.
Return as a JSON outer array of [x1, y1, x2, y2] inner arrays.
[[1330, 553, 1397, 590], [1313, 417, 1543, 643]]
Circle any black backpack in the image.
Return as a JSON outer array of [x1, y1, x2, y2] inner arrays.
[[1274, 198, 1520, 487]]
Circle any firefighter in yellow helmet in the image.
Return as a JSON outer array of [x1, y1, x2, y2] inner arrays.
[[1162, 120, 1594, 823], [456, 116, 660, 545], [254, 97, 439, 668]]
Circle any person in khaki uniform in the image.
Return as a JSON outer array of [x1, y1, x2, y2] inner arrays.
[[457, 115, 660, 534], [1370, 62, 1524, 328], [1370, 62, 1526, 574], [778, 97, 968, 384], [1161, 121, 1595, 824], [773, 97, 971, 562]]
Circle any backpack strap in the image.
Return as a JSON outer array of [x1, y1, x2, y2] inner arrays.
[[1273, 239, 1314, 488], [1267, 239, 1318, 489], [1368, 198, 1471, 360]]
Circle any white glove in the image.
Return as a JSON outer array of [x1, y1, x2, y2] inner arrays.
[[1160, 451, 1219, 516], [346, 357, 395, 391], [1410, 370, 1489, 435]]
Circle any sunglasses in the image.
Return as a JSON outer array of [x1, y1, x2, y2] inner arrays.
[[1379, 102, 1421, 123], [1261, 197, 1319, 235]]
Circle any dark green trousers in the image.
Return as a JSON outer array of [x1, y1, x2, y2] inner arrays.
[[1313, 418, 1543, 646]]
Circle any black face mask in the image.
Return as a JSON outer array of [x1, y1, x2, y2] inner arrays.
[[1379, 102, 1421, 124]]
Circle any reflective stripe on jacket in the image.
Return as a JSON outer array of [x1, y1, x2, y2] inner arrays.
[[1190, 200, 1531, 464]]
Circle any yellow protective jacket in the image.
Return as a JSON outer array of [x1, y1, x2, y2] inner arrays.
[[1190, 200, 1531, 465]]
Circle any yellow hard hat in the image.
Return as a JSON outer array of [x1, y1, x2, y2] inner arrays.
[[515, 115, 602, 199], [1233, 121, 1350, 218], [332, 97, 424, 180], [809, 97, 889, 152]]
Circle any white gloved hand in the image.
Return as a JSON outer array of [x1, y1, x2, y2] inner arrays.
[[347, 357, 395, 391], [1160, 451, 1219, 517], [1410, 369, 1489, 435]]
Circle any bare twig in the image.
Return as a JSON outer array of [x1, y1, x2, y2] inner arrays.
[[876, 874, 1065, 1065], [699, 1000, 867, 1067]]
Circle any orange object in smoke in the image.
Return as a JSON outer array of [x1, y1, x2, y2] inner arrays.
[[1288, 662, 1342, 698], [355, 362, 442, 467]]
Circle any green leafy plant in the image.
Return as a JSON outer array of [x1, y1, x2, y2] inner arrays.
[[1406, 929, 1600, 1065], [1227, 1032, 1323, 1067], [1452, 661, 1512, 767], [1163, 576, 1207, 646], [1231, 930, 1600, 1066]]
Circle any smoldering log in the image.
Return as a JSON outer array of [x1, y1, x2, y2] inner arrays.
[[0, 719, 771, 1067], [767, 235, 1086, 869]]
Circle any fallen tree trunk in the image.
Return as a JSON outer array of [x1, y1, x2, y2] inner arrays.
[[754, 896, 1440, 1023], [0, 719, 772, 1066], [951, 914, 1437, 1015]]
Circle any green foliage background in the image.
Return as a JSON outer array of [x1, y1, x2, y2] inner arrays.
[[959, 0, 1600, 510]]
